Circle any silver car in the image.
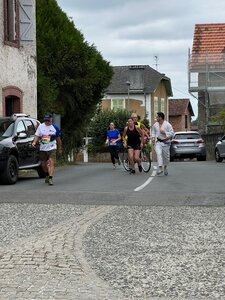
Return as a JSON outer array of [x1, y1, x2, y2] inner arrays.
[[170, 131, 206, 161], [215, 135, 225, 162]]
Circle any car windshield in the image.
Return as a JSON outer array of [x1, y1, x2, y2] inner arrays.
[[0, 120, 14, 139], [174, 133, 201, 140]]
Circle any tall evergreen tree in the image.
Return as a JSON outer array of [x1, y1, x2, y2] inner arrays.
[[36, 0, 113, 155]]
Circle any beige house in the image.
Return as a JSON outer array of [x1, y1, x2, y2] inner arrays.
[[102, 65, 173, 127], [0, 0, 37, 117]]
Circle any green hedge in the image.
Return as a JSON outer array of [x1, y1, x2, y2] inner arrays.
[[88, 109, 151, 154]]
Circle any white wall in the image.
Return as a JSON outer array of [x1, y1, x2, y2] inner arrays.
[[0, 0, 37, 118]]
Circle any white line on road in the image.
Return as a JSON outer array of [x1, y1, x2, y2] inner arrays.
[[134, 170, 157, 192]]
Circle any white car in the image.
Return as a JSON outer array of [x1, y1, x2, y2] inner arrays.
[[215, 135, 225, 162], [170, 131, 206, 161]]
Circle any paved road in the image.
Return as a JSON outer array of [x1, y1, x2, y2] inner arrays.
[[1, 161, 225, 206], [0, 161, 225, 299]]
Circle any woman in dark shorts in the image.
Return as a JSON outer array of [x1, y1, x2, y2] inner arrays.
[[122, 118, 144, 174]]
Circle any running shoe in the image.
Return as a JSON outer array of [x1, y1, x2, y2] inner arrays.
[[156, 169, 163, 176], [48, 178, 53, 185], [164, 169, 168, 176]]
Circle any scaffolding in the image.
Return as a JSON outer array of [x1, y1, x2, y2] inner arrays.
[[188, 49, 225, 133]]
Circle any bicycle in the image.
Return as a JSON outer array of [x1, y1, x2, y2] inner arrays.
[[121, 145, 151, 173]]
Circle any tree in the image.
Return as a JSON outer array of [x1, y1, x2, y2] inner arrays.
[[211, 109, 225, 130], [36, 0, 113, 156]]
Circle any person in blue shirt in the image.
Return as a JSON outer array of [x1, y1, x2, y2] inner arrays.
[[105, 122, 121, 168]]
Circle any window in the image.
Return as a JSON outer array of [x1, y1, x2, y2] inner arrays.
[[4, 0, 19, 47], [174, 133, 200, 140], [0, 120, 13, 138], [24, 120, 35, 136], [161, 98, 165, 113], [185, 115, 188, 129], [5, 95, 20, 116], [112, 98, 124, 110], [154, 97, 158, 117], [2, 86, 23, 117], [16, 120, 26, 135]]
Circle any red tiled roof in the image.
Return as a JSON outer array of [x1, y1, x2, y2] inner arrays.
[[192, 23, 225, 54], [169, 99, 194, 116]]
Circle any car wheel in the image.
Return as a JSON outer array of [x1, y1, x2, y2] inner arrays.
[[0, 155, 19, 184], [215, 149, 223, 162], [36, 165, 46, 178]]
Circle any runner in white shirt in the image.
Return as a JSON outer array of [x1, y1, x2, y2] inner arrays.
[[151, 112, 174, 176], [32, 113, 62, 185]]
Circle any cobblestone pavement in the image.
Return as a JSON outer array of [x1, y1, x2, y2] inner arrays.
[[0, 204, 225, 299], [0, 205, 126, 300]]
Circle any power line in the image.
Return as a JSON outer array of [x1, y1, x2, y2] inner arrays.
[[172, 87, 197, 99]]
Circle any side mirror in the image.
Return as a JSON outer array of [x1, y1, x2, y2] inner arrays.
[[18, 132, 27, 139]]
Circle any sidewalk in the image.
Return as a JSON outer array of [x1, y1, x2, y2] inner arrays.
[[0, 204, 225, 299]]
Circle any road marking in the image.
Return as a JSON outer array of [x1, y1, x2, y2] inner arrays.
[[134, 170, 157, 192]]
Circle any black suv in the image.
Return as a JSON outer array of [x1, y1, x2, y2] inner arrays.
[[0, 113, 45, 184]]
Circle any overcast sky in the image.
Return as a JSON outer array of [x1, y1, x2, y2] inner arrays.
[[56, 0, 225, 118]]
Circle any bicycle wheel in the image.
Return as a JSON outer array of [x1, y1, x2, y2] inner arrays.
[[121, 148, 130, 172], [140, 148, 151, 172]]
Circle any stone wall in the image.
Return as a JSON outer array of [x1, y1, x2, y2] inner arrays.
[[202, 132, 224, 160], [76, 151, 112, 163]]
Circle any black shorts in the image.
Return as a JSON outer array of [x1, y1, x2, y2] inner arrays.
[[127, 144, 141, 150]]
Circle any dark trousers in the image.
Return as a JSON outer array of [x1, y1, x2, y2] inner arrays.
[[109, 146, 119, 164]]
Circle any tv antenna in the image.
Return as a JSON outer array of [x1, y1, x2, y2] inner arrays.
[[154, 55, 159, 70]]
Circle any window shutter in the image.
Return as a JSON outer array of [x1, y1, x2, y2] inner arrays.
[[19, 0, 34, 42]]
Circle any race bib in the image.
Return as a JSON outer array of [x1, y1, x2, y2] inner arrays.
[[109, 139, 116, 145], [41, 135, 51, 143]]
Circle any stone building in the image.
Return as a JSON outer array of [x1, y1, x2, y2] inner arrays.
[[0, 0, 37, 117]]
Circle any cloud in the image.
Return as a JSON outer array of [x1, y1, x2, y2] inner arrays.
[[56, 0, 225, 117]]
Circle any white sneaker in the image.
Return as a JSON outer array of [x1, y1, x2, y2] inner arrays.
[[157, 169, 163, 176]]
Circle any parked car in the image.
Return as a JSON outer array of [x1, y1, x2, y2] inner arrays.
[[0, 113, 45, 184], [215, 135, 225, 162], [170, 131, 206, 161]]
